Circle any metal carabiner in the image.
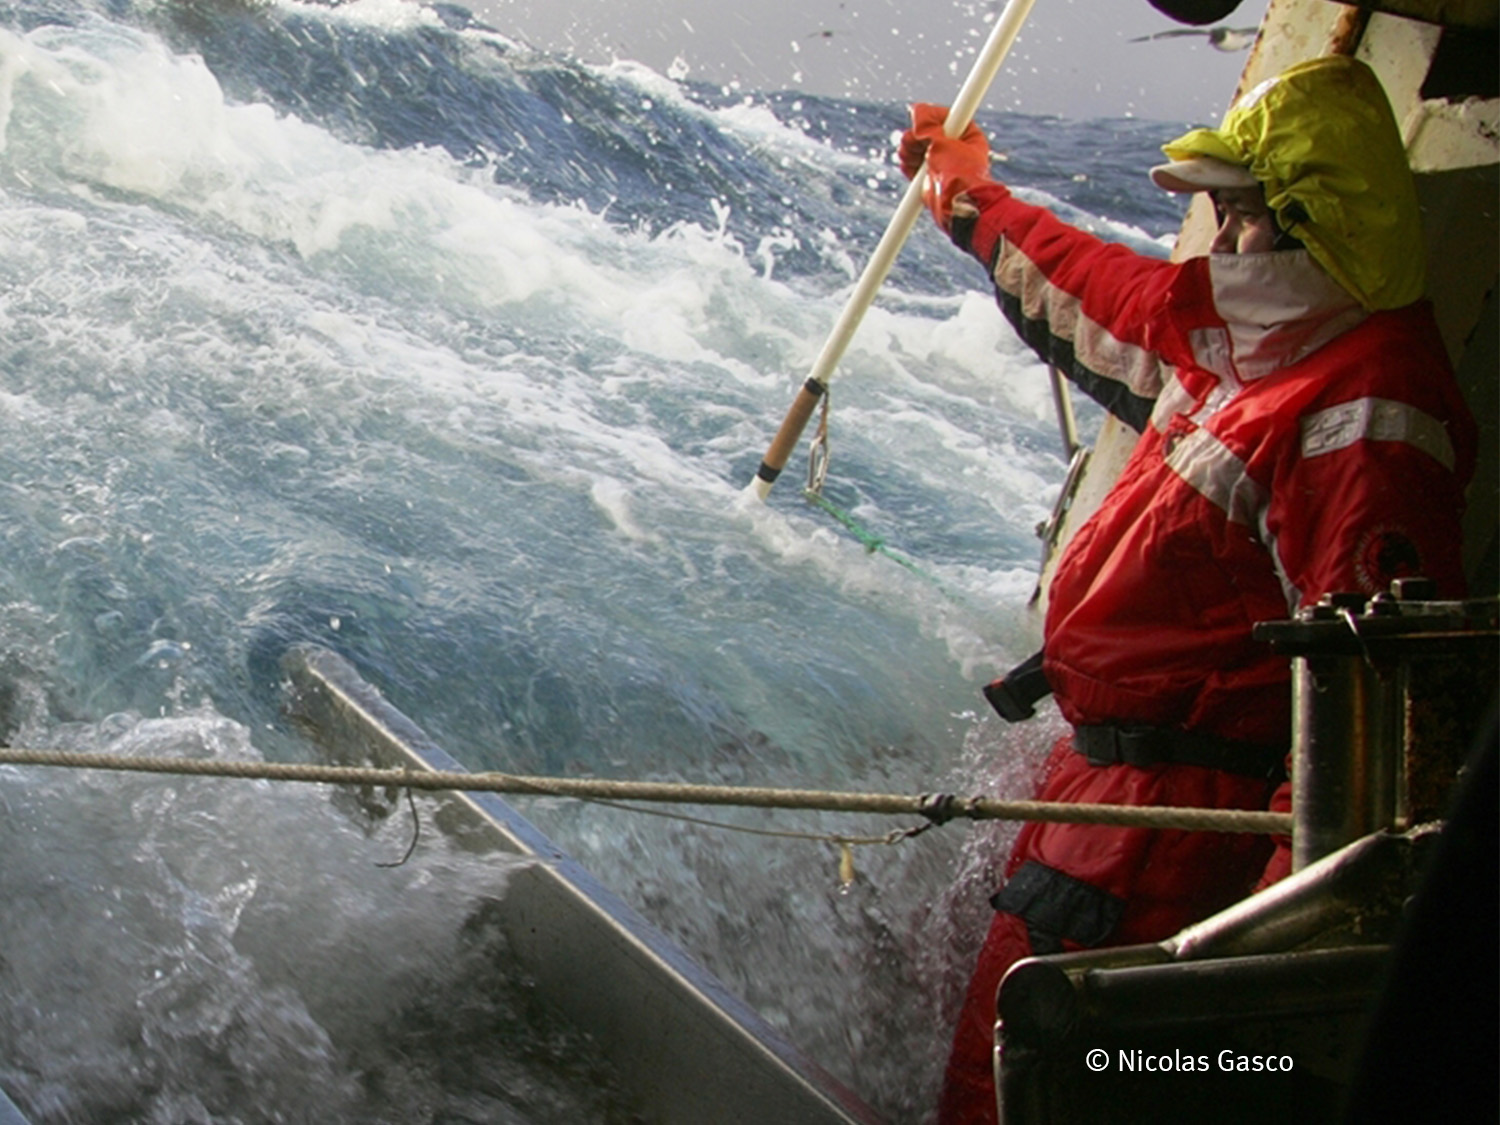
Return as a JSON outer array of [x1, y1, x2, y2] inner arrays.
[[805, 387, 832, 497]]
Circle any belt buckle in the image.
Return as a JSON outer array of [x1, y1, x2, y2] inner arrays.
[[1078, 724, 1124, 767]]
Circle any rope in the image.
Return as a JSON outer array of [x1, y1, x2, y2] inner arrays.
[[799, 383, 954, 591], [802, 489, 946, 585], [539, 794, 937, 891], [558, 792, 926, 846], [0, 748, 1292, 835]]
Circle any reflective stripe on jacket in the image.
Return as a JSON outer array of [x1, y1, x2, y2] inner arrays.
[[954, 183, 1476, 746]]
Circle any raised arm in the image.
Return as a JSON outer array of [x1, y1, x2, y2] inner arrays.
[[901, 103, 1186, 430]]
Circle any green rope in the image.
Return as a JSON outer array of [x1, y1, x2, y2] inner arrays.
[[801, 488, 952, 593], [798, 386, 992, 619]]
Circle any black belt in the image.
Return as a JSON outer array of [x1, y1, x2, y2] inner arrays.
[[1074, 723, 1286, 782]]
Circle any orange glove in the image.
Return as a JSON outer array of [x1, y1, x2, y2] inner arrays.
[[897, 103, 992, 229]]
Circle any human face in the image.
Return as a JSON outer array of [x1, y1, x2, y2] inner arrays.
[[1210, 186, 1279, 254]]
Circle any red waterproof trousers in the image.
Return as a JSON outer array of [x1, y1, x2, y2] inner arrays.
[[936, 737, 1276, 1124]]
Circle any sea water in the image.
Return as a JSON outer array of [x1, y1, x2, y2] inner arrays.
[[0, 2, 1192, 1120]]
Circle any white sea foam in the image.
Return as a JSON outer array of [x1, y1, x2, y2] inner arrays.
[[0, 6, 1097, 1121]]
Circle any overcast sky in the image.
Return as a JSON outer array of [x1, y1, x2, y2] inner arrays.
[[464, 0, 1270, 121]]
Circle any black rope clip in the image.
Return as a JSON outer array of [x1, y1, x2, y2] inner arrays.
[[917, 792, 974, 826]]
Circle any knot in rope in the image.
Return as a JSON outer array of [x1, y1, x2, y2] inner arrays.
[[917, 792, 978, 825]]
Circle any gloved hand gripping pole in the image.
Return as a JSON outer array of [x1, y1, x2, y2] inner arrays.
[[748, 0, 1040, 499]]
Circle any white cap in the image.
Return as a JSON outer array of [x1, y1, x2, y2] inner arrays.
[[1149, 156, 1258, 193]]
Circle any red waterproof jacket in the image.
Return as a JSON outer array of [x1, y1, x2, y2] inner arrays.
[[953, 182, 1476, 746]]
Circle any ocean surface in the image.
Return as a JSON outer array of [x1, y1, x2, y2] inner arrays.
[[0, 2, 1196, 1121]]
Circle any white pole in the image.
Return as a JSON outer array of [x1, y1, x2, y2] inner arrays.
[[750, 0, 1039, 499]]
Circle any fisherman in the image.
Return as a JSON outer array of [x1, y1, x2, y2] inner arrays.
[[897, 54, 1476, 1123]]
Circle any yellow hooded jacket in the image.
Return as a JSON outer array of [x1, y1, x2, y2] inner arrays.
[[1160, 55, 1425, 311]]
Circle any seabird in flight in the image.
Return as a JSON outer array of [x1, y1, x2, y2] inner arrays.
[[1128, 26, 1258, 51]]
